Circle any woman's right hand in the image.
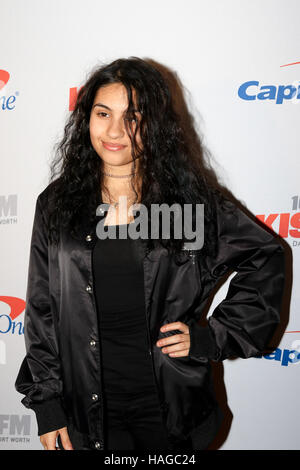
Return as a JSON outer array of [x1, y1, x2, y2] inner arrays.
[[40, 426, 74, 450]]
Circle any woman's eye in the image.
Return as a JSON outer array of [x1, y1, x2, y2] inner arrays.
[[96, 112, 136, 122]]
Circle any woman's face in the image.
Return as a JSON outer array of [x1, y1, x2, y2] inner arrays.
[[89, 82, 143, 168]]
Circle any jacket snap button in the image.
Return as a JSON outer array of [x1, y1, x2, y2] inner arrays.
[[86, 285, 92, 293], [95, 440, 103, 450], [92, 393, 99, 401], [86, 234, 92, 242], [90, 340, 96, 348]]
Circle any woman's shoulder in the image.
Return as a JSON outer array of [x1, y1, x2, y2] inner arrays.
[[37, 177, 62, 210]]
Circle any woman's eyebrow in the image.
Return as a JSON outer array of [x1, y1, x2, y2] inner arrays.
[[92, 102, 140, 113]]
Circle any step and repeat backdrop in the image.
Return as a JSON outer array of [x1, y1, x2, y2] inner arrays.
[[0, 0, 299, 450]]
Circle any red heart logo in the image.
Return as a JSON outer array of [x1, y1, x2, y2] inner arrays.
[[0, 70, 10, 90]]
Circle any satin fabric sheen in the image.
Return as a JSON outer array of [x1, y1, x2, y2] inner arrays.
[[15, 183, 286, 450]]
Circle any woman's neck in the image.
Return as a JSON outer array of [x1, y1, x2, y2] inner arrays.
[[100, 160, 142, 204]]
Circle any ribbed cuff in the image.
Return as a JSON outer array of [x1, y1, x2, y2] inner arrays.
[[30, 397, 69, 436], [188, 318, 218, 361]]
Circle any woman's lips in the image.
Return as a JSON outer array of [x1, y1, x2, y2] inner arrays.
[[102, 141, 126, 151]]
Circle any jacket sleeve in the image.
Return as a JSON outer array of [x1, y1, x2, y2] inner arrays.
[[15, 194, 68, 435], [187, 196, 286, 362]]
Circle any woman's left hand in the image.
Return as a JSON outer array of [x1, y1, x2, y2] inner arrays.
[[156, 321, 190, 357]]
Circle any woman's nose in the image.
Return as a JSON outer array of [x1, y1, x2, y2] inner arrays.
[[107, 118, 125, 139]]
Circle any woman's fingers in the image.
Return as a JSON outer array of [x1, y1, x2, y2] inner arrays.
[[168, 348, 190, 357], [159, 341, 190, 355], [160, 321, 189, 334], [40, 430, 58, 450], [40, 426, 74, 451], [59, 426, 74, 450], [156, 322, 191, 357]]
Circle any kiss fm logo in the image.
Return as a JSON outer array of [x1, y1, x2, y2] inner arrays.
[[0, 415, 31, 444], [256, 195, 300, 246], [0, 70, 19, 111], [238, 60, 300, 104], [0, 194, 18, 225], [69, 86, 82, 111]]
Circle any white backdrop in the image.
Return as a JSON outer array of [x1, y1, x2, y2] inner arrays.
[[0, 0, 298, 450]]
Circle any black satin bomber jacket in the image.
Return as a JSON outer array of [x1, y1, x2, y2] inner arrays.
[[15, 183, 286, 450]]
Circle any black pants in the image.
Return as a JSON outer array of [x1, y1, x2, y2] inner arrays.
[[103, 391, 193, 451]]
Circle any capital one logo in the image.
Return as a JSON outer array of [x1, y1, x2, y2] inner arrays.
[[0, 70, 9, 90], [238, 61, 300, 104], [0, 297, 25, 365], [0, 70, 19, 111]]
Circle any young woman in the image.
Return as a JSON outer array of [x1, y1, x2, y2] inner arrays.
[[15, 57, 286, 451]]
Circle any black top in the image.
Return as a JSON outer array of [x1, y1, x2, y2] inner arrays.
[[92, 223, 157, 400]]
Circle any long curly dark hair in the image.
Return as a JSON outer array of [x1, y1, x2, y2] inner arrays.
[[46, 56, 229, 261]]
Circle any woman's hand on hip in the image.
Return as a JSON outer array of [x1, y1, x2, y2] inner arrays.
[[156, 321, 190, 357], [40, 426, 74, 450]]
